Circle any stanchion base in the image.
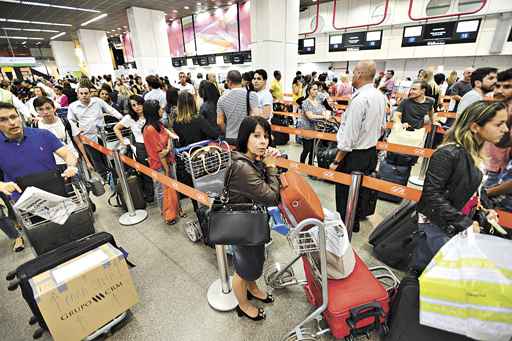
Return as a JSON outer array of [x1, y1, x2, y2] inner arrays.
[[207, 278, 238, 312], [409, 176, 424, 187], [119, 210, 148, 226]]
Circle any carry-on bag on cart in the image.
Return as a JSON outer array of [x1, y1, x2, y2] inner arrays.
[[384, 276, 472, 341], [6, 232, 134, 340], [369, 201, 418, 270], [377, 159, 411, 203], [303, 252, 391, 339], [279, 171, 324, 226]]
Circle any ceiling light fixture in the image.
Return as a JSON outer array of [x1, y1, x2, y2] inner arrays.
[[0, 35, 44, 40], [21, 40, 26, 44], [0, 0, 100, 13], [0, 18, 72, 26], [197, 2, 201, 5], [50, 32, 65, 40], [172, 9, 178, 13], [1, 27, 59, 33], [184, 6, 189, 9], [81, 13, 108, 27]]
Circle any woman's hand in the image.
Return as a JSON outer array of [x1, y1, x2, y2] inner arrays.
[[158, 148, 169, 159], [263, 147, 281, 167], [486, 209, 499, 223]]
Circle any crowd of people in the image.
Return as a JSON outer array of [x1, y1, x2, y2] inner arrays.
[[0, 60, 511, 319]]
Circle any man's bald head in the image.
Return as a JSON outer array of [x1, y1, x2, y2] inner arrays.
[[352, 60, 377, 88], [463, 67, 474, 82]]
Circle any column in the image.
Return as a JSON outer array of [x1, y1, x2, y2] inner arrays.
[[76, 29, 114, 76], [126, 7, 174, 77], [250, 0, 299, 93], [50, 41, 81, 77]]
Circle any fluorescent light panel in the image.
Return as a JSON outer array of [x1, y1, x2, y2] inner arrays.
[[0, 35, 44, 40], [0, 0, 100, 13], [1, 27, 59, 32], [0, 18, 72, 27], [50, 32, 65, 40], [81, 13, 108, 26]]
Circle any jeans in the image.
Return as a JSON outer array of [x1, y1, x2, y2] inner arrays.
[[412, 222, 451, 272], [0, 195, 20, 239], [483, 171, 500, 188], [153, 166, 176, 213], [84, 144, 109, 179]]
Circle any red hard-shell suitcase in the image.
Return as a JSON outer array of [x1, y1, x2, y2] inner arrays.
[[303, 252, 389, 339], [279, 171, 324, 226]]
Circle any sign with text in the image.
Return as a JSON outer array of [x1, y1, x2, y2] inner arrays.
[[329, 30, 382, 52], [402, 19, 481, 47]]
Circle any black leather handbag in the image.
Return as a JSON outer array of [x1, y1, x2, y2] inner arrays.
[[207, 165, 270, 246]]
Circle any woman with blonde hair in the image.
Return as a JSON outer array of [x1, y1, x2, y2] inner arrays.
[[421, 70, 440, 107], [116, 84, 133, 115], [172, 91, 220, 212], [413, 100, 508, 272], [336, 73, 352, 97]]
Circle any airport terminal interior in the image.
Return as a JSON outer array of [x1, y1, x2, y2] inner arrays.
[[0, 0, 511, 341]]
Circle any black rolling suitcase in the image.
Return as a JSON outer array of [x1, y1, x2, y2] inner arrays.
[[115, 175, 146, 211], [383, 276, 472, 341], [6, 232, 121, 339], [369, 201, 418, 270], [271, 113, 293, 146], [377, 159, 411, 203]]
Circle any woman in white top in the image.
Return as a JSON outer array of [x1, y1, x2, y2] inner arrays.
[[114, 95, 154, 202]]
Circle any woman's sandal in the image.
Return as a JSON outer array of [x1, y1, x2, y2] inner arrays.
[[247, 291, 274, 304], [235, 305, 266, 321]]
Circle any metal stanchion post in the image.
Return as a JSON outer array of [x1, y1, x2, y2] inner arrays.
[[112, 147, 148, 226], [409, 124, 437, 187], [207, 245, 238, 311], [344, 171, 363, 241]]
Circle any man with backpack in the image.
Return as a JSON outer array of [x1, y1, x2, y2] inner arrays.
[[32, 96, 93, 172]]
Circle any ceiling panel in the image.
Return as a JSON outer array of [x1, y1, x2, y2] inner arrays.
[[0, 0, 326, 51]]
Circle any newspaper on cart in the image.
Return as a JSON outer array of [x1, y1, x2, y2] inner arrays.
[[14, 186, 77, 225]]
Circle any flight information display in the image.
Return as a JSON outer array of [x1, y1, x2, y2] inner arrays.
[[298, 38, 315, 55], [402, 19, 481, 47], [329, 30, 382, 52]]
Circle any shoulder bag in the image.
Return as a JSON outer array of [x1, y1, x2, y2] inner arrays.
[[207, 163, 270, 246]]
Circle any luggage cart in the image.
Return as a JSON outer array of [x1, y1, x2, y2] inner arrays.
[[174, 140, 231, 242], [264, 211, 400, 341], [13, 178, 94, 256], [97, 122, 132, 169], [312, 118, 339, 170]]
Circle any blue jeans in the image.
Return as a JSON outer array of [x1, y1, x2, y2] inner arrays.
[[412, 222, 451, 272], [0, 212, 19, 239]]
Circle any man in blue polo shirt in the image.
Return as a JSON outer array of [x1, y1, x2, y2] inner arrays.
[[0, 102, 78, 252]]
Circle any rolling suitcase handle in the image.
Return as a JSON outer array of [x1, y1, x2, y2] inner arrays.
[[346, 302, 384, 337]]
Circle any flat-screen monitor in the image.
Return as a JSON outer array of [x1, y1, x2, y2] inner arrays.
[[329, 30, 382, 52], [298, 38, 315, 55], [172, 58, 187, 67], [402, 19, 481, 47]]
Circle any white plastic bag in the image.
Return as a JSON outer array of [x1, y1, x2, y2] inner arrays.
[[388, 116, 426, 147], [419, 229, 512, 341], [309, 209, 355, 279]]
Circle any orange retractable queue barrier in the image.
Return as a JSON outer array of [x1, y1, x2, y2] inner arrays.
[[80, 136, 512, 229]]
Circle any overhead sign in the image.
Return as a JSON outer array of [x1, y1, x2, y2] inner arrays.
[[329, 30, 382, 52], [171, 57, 187, 67], [0, 57, 36, 67], [402, 19, 481, 47], [298, 38, 315, 55]]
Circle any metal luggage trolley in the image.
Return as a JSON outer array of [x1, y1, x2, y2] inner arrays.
[[174, 139, 231, 242], [265, 210, 400, 341], [97, 122, 132, 169], [312, 118, 339, 166], [13, 178, 93, 255]]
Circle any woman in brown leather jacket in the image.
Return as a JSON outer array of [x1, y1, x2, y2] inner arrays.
[[413, 101, 507, 272], [227, 116, 281, 321]]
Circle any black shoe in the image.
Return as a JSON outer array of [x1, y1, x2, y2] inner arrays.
[[235, 305, 266, 321], [247, 291, 274, 304]]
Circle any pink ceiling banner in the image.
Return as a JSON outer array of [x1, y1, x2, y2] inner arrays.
[[122, 32, 134, 63], [193, 4, 239, 54], [239, 0, 251, 51], [167, 20, 185, 57], [182, 16, 196, 55]]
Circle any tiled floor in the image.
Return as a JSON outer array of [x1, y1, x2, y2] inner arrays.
[[0, 142, 420, 341]]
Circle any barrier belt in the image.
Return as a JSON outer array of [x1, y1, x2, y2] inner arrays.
[[81, 136, 512, 229]]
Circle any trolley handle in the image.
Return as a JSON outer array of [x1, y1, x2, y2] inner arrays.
[[175, 140, 213, 154]]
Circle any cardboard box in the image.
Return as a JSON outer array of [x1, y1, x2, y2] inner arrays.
[[29, 243, 138, 341]]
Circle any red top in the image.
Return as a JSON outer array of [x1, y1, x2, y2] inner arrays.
[[143, 124, 174, 170]]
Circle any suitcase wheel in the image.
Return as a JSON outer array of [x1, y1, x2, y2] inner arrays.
[[263, 262, 296, 289], [5, 269, 16, 281], [283, 327, 317, 341], [33, 328, 45, 339], [7, 279, 19, 291], [29, 316, 39, 326], [184, 221, 202, 242]]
